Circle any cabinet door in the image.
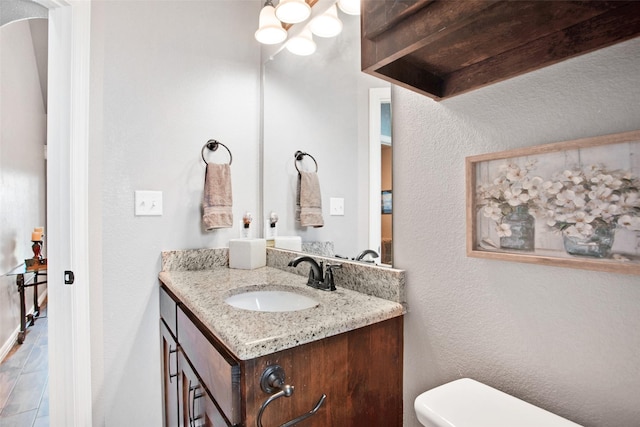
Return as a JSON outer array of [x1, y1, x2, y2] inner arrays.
[[178, 351, 230, 427], [243, 317, 403, 427], [161, 320, 180, 427], [177, 307, 241, 424]]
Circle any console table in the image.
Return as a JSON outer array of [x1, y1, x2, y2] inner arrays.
[[5, 263, 47, 344]]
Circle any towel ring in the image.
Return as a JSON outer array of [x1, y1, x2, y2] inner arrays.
[[294, 150, 318, 173], [201, 139, 232, 165]]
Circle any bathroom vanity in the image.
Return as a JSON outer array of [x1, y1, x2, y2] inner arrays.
[[159, 249, 405, 427]]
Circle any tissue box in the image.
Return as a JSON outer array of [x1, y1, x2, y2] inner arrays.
[[229, 239, 266, 270], [274, 236, 302, 252]]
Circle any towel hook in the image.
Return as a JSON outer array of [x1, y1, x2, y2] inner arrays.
[[294, 150, 318, 173], [201, 139, 232, 165]]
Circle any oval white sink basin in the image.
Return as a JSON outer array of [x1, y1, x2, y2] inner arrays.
[[225, 290, 318, 312]]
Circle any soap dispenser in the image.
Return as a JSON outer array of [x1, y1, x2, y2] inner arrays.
[[265, 211, 278, 247], [241, 212, 253, 239]]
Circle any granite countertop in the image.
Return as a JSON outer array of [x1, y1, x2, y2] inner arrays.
[[159, 266, 404, 360]]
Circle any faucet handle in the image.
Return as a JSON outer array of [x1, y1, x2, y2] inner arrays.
[[324, 263, 342, 291]]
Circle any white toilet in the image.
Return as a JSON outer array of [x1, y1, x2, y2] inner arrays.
[[414, 378, 582, 427]]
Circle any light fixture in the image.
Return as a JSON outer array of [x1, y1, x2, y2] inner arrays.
[[275, 0, 311, 24], [337, 0, 360, 15], [309, 4, 343, 38], [286, 28, 316, 56], [255, 0, 287, 44]]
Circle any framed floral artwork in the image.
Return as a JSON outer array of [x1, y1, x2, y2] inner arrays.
[[466, 130, 640, 275]]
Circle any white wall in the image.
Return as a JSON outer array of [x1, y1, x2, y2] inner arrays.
[[263, 13, 385, 257], [0, 19, 47, 357], [88, 1, 261, 424], [395, 38, 640, 426]]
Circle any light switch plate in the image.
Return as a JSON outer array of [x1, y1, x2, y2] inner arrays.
[[330, 197, 344, 216], [135, 191, 163, 216]]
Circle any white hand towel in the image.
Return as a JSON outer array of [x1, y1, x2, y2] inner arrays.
[[203, 163, 233, 230], [296, 171, 324, 228]]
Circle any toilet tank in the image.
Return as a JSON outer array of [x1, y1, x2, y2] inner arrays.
[[414, 378, 582, 427]]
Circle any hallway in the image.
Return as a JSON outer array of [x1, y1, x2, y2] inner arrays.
[[0, 303, 49, 427]]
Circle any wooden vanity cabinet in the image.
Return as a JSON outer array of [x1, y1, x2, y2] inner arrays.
[[160, 285, 239, 427], [160, 284, 403, 427], [242, 316, 403, 427], [361, 0, 640, 100]]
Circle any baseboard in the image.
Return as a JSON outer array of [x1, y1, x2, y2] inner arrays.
[[0, 330, 20, 364], [0, 289, 48, 364]]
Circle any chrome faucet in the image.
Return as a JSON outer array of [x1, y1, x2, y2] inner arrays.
[[355, 249, 379, 262], [288, 256, 340, 291]]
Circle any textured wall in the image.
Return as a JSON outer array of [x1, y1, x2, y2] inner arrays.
[[395, 38, 640, 426], [0, 19, 47, 356], [0, 0, 47, 28], [89, 2, 261, 424]]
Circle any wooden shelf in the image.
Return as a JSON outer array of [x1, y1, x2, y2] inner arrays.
[[361, 0, 640, 100]]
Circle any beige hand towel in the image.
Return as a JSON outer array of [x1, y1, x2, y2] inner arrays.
[[203, 163, 233, 230], [296, 171, 324, 228]]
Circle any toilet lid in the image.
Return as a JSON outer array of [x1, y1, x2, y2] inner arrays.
[[414, 378, 582, 427]]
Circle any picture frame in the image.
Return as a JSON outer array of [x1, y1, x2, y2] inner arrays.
[[466, 130, 640, 275], [381, 190, 392, 214]]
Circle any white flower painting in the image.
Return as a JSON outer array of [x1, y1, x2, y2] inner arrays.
[[467, 130, 640, 275]]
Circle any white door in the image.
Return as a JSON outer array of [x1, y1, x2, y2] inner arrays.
[[43, 0, 93, 425]]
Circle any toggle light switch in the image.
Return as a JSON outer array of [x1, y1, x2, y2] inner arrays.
[[135, 191, 163, 216], [330, 197, 344, 216]]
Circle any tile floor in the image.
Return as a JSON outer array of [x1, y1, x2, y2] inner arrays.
[[0, 303, 49, 427]]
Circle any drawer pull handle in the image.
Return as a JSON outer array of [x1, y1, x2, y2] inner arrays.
[[168, 346, 178, 383], [257, 365, 326, 427], [188, 381, 203, 427]]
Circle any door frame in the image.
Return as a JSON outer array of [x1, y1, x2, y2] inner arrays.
[[36, 0, 93, 424], [368, 87, 391, 258]]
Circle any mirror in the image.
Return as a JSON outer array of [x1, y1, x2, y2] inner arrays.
[[368, 88, 392, 265], [262, 6, 393, 264]]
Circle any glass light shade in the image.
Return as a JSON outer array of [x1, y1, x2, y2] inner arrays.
[[337, 0, 360, 15], [309, 4, 343, 38], [286, 28, 316, 56], [275, 0, 311, 24], [255, 4, 287, 44]]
